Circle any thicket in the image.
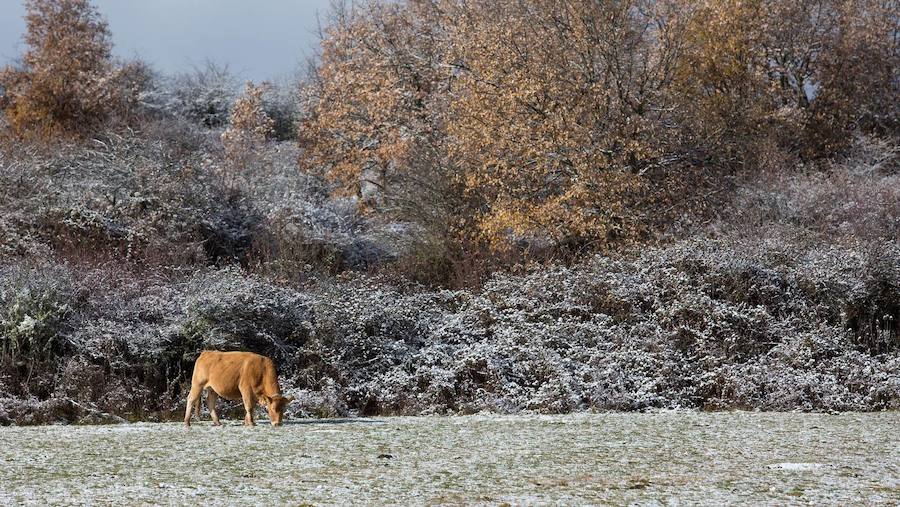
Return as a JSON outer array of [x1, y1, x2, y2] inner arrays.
[[1, 223, 897, 423]]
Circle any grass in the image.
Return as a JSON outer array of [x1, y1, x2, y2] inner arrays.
[[0, 412, 898, 505]]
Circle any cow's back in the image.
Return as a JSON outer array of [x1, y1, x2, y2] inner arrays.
[[193, 350, 271, 400]]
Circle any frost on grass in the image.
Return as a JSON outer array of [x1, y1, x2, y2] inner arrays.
[[0, 413, 897, 505]]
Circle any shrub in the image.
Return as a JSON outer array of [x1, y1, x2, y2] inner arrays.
[[160, 61, 236, 128], [179, 268, 313, 364], [0, 262, 80, 366]]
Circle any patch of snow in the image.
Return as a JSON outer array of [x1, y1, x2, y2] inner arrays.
[[767, 462, 828, 471]]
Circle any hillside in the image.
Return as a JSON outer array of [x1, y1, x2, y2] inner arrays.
[[1, 0, 898, 423]]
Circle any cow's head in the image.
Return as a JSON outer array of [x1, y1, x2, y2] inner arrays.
[[261, 394, 295, 426]]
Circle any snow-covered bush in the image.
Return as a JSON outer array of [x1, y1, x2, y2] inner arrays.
[[0, 262, 80, 366], [1, 225, 898, 424], [0, 135, 211, 263], [158, 62, 237, 128], [180, 268, 313, 362], [0, 126, 403, 278]]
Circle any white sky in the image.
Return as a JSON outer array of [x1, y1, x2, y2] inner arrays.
[[0, 0, 333, 81]]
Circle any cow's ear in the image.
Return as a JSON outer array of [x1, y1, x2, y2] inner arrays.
[[260, 395, 272, 406]]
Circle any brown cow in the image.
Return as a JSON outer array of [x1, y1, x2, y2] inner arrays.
[[184, 350, 294, 427]]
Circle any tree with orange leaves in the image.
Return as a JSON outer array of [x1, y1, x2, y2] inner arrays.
[[221, 81, 276, 192], [300, 0, 685, 251], [299, 0, 899, 261], [0, 0, 139, 139]]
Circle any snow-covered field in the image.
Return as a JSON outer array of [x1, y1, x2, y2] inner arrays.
[[1, 412, 897, 505]]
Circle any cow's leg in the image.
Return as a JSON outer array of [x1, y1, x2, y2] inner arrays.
[[206, 389, 221, 426], [184, 384, 203, 427], [240, 388, 256, 426]]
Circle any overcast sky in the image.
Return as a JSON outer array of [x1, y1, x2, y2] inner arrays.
[[0, 0, 332, 81]]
